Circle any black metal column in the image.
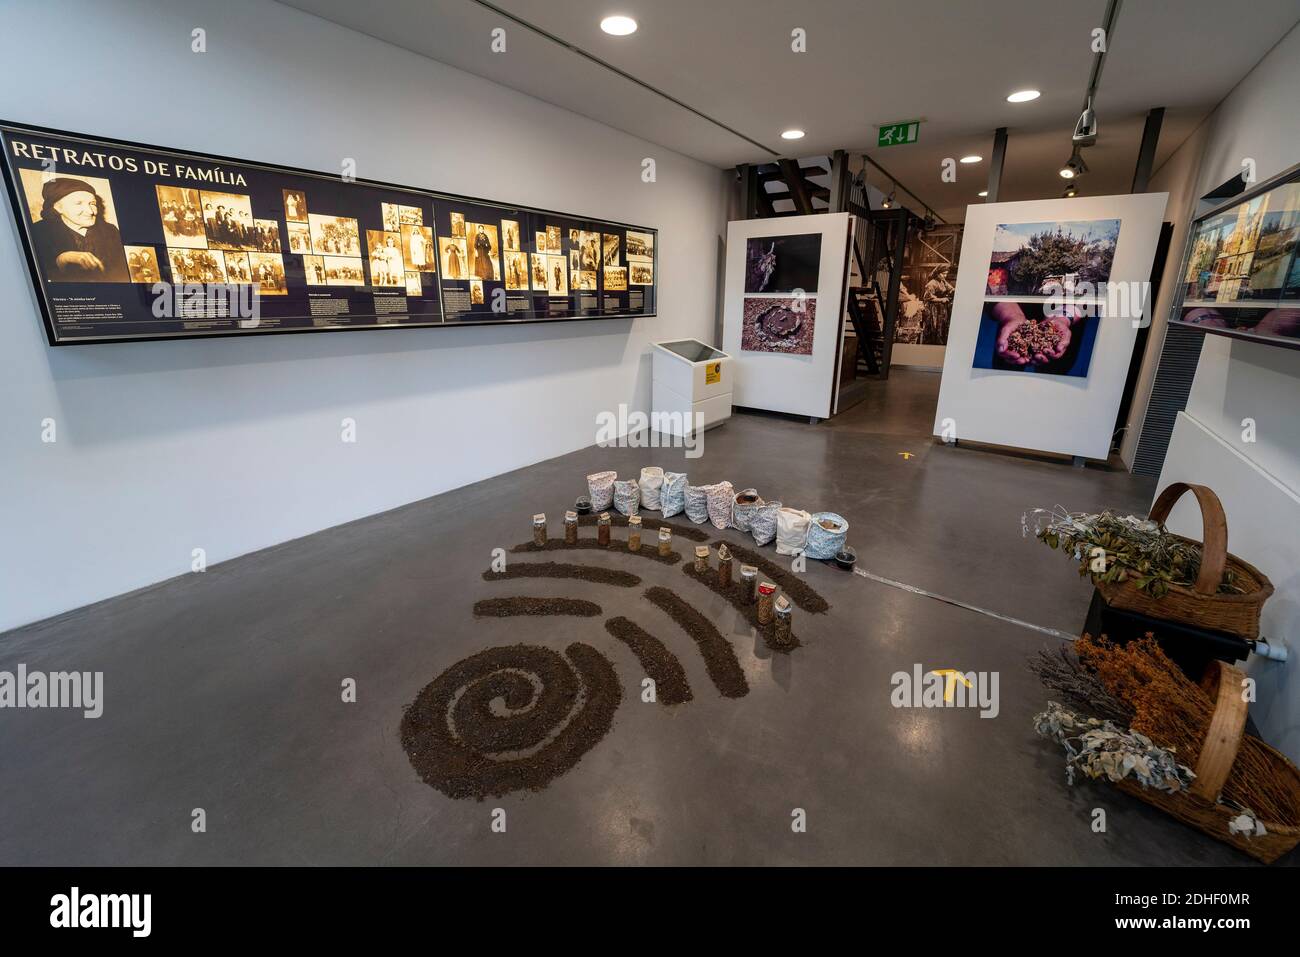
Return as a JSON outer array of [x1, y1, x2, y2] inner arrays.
[[986, 127, 1007, 203]]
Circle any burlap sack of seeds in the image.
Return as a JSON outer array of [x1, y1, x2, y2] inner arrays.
[[805, 512, 849, 560], [613, 478, 641, 516], [587, 471, 617, 511], [775, 507, 812, 556], [750, 500, 783, 546], [705, 481, 735, 530], [684, 483, 710, 524], [731, 488, 763, 532], [660, 471, 688, 518], [639, 467, 665, 511]]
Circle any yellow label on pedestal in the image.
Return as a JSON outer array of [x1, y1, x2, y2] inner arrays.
[[705, 361, 721, 384]]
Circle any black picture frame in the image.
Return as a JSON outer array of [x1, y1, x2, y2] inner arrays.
[[0, 120, 658, 346]]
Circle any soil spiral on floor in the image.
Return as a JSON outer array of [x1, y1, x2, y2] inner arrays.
[[473, 596, 602, 618], [511, 539, 681, 565], [681, 563, 801, 652], [711, 540, 830, 614], [400, 642, 621, 800], [483, 562, 640, 587], [604, 616, 693, 705], [643, 586, 748, 698]]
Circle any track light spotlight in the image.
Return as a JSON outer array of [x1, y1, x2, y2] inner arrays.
[[1059, 146, 1088, 180]]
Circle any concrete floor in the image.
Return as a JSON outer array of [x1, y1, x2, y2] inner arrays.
[[0, 375, 1283, 865]]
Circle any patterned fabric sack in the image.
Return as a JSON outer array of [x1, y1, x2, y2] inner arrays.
[[587, 471, 617, 511], [613, 479, 641, 516], [731, 489, 763, 532], [775, 508, 812, 556], [660, 471, 688, 518], [805, 512, 849, 560], [705, 481, 735, 530], [750, 500, 783, 547], [639, 467, 665, 511], [684, 483, 710, 524]]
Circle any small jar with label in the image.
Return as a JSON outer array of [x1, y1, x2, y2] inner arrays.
[[532, 513, 547, 547], [740, 565, 758, 603], [657, 526, 673, 557], [694, 545, 710, 572], [757, 582, 777, 625], [564, 510, 578, 545], [773, 595, 793, 646], [627, 515, 642, 551], [597, 512, 612, 546]]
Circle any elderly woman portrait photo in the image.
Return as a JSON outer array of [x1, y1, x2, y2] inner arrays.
[[21, 171, 129, 282]]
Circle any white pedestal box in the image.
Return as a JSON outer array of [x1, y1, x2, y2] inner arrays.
[[651, 339, 732, 436]]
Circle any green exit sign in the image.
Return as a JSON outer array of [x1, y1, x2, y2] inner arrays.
[[878, 122, 920, 147]]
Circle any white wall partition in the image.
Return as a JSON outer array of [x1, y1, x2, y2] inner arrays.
[[932, 192, 1168, 459], [0, 0, 728, 631]]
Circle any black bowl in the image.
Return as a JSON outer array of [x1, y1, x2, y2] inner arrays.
[[575, 497, 593, 514], [834, 548, 857, 570]]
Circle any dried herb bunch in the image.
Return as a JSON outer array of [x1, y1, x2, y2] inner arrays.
[[1073, 634, 1298, 824], [1024, 507, 1243, 598], [1033, 702, 1194, 792], [1028, 643, 1131, 723]]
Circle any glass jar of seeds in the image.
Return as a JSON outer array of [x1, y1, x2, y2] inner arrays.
[[564, 510, 578, 545], [657, 526, 673, 556], [627, 515, 642, 551], [532, 513, 547, 547], [597, 512, 611, 546]]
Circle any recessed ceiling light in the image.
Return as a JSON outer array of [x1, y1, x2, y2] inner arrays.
[[781, 129, 805, 140], [960, 155, 982, 164], [1007, 89, 1041, 103], [978, 190, 988, 197], [600, 15, 637, 35]]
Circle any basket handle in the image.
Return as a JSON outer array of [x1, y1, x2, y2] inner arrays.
[[1147, 482, 1228, 596], [1188, 660, 1248, 802]]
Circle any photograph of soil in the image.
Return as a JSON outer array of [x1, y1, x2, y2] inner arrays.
[[400, 642, 621, 800], [577, 513, 709, 542], [740, 296, 816, 355], [714, 540, 830, 614], [643, 586, 748, 698], [681, 563, 801, 652], [604, 616, 693, 706], [483, 562, 640, 588], [473, 597, 602, 618], [511, 539, 682, 565]]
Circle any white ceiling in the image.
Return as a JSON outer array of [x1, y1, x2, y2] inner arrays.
[[279, 0, 1300, 221]]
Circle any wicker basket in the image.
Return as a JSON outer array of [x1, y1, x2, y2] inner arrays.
[[1096, 482, 1273, 640], [1115, 660, 1300, 864]]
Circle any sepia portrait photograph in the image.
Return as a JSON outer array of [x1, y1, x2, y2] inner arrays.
[[577, 269, 597, 290], [222, 250, 252, 283], [366, 229, 406, 287], [248, 251, 288, 295], [405, 271, 422, 296], [504, 250, 529, 290], [604, 265, 627, 290], [323, 255, 365, 286], [439, 236, 468, 279], [199, 191, 256, 251], [167, 247, 227, 284], [401, 223, 435, 272], [124, 245, 161, 284], [155, 185, 207, 250], [449, 211, 465, 238], [534, 230, 547, 251], [282, 188, 309, 223], [530, 252, 548, 290], [546, 225, 561, 253], [626, 229, 654, 262], [302, 254, 327, 286], [469, 278, 484, 305], [501, 218, 520, 252], [20, 168, 129, 282], [630, 261, 654, 285], [578, 231, 601, 271], [252, 219, 281, 253], [466, 221, 500, 280], [603, 233, 620, 266], [309, 213, 361, 257], [286, 221, 311, 255], [546, 253, 568, 296]]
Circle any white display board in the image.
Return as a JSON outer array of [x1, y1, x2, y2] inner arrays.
[[722, 213, 852, 419], [932, 192, 1168, 459]]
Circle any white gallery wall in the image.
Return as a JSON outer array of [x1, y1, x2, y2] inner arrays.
[[1150, 23, 1300, 763], [0, 0, 728, 631]]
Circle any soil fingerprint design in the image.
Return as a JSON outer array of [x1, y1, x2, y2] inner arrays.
[[713, 540, 830, 614], [511, 539, 681, 565], [473, 597, 602, 618], [604, 617, 693, 706], [483, 562, 640, 588], [401, 642, 621, 800], [643, 586, 749, 698]]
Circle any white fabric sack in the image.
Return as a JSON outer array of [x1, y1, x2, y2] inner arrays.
[[613, 479, 640, 516], [660, 472, 688, 518], [684, 483, 710, 524], [705, 481, 735, 530], [750, 501, 783, 547], [775, 507, 812, 556], [639, 467, 665, 511], [587, 471, 617, 511]]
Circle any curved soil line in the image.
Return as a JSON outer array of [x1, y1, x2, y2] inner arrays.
[[604, 616, 693, 706], [710, 540, 830, 614], [681, 563, 801, 652], [483, 562, 640, 588], [643, 586, 748, 699], [473, 597, 602, 618], [578, 513, 710, 542], [511, 539, 681, 565]]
